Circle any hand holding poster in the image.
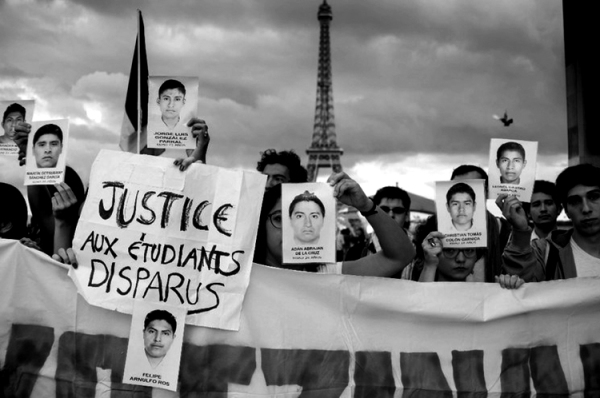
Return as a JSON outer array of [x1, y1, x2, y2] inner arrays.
[[488, 138, 538, 201], [436, 179, 487, 248], [147, 76, 199, 149], [282, 182, 336, 264], [71, 149, 266, 330], [0, 100, 35, 156], [24, 119, 69, 186]]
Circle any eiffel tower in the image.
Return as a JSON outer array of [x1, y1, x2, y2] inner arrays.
[[306, 0, 343, 182]]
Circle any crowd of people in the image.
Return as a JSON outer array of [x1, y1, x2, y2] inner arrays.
[[1, 109, 599, 289]]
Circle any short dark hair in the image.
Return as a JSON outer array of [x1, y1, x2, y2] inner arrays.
[[289, 190, 325, 218], [256, 149, 308, 183], [373, 186, 411, 210], [33, 124, 63, 145], [532, 180, 560, 206], [3, 103, 26, 123], [555, 164, 600, 208], [451, 164, 487, 182], [446, 182, 476, 204], [144, 310, 177, 334], [158, 79, 186, 97], [496, 141, 525, 161]]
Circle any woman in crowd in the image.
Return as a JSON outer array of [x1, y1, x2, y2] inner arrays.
[[412, 215, 524, 288]]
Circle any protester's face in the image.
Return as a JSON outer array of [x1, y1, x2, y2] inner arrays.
[[291, 200, 324, 244], [143, 319, 174, 359], [530, 192, 560, 227], [33, 133, 62, 168], [437, 249, 477, 281], [2, 112, 24, 139], [447, 192, 475, 228], [379, 197, 408, 227], [265, 199, 283, 266], [496, 150, 526, 184], [263, 163, 290, 190], [157, 88, 185, 120], [565, 185, 600, 237]]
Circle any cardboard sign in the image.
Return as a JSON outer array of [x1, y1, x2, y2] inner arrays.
[[488, 138, 538, 202], [71, 149, 266, 330], [0, 99, 35, 156], [282, 182, 336, 264], [24, 119, 69, 186], [436, 179, 487, 248], [147, 76, 199, 149]]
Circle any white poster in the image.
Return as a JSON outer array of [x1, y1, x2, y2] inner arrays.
[[71, 149, 266, 330], [24, 119, 68, 186], [488, 138, 538, 202], [282, 182, 336, 264], [123, 300, 186, 391], [436, 179, 487, 248], [0, 100, 35, 156], [147, 76, 199, 149]]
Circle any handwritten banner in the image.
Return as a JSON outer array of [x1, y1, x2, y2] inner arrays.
[[2, 239, 600, 396], [71, 150, 266, 330]]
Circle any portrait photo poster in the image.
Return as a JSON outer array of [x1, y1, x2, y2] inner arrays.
[[0, 99, 35, 156], [24, 119, 68, 186], [488, 138, 538, 202], [123, 300, 187, 392], [435, 179, 487, 248], [282, 182, 336, 264], [147, 76, 199, 150]]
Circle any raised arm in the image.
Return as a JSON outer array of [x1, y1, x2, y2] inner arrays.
[[52, 182, 81, 255], [327, 172, 416, 277], [418, 231, 444, 282], [174, 118, 210, 171], [496, 194, 545, 281]]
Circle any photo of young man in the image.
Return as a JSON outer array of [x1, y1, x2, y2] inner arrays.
[[32, 124, 63, 169]]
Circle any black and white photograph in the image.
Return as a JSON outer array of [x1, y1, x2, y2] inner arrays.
[[488, 138, 538, 202], [24, 119, 69, 185], [147, 76, 199, 150], [282, 182, 336, 264], [0, 100, 35, 156], [123, 300, 186, 392], [436, 179, 487, 248]]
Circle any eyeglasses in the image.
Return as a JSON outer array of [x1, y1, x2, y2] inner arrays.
[[442, 248, 477, 259], [379, 206, 406, 215], [268, 212, 282, 229]]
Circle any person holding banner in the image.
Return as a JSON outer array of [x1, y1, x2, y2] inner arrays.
[[413, 215, 524, 288], [254, 172, 415, 275], [499, 164, 600, 281]]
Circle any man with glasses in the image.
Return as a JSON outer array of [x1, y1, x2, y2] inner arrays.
[[499, 164, 600, 281], [344, 186, 412, 269]]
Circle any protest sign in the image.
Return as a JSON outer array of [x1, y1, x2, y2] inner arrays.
[[24, 119, 69, 186], [0, 99, 35, 156], [282, 182, 336, 264], [123, 300, 186, 391], [2, 239, 600, 396], [488, 138, 538, 202], [436, 179, 487, 248], [71, 149, 266, 330], [147, 76, 199, 149]]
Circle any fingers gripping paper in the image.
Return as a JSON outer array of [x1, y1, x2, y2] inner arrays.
[[71, 150, 266, 330]]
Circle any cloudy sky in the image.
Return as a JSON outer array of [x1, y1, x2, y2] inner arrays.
[[1, 0, 567, 201]]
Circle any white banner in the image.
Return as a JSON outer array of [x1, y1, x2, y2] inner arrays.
[[71, 149, 266, 330], [2, 239, 600, 396]]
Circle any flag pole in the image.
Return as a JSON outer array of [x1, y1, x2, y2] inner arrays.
[[136, 9, 142, 155]]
